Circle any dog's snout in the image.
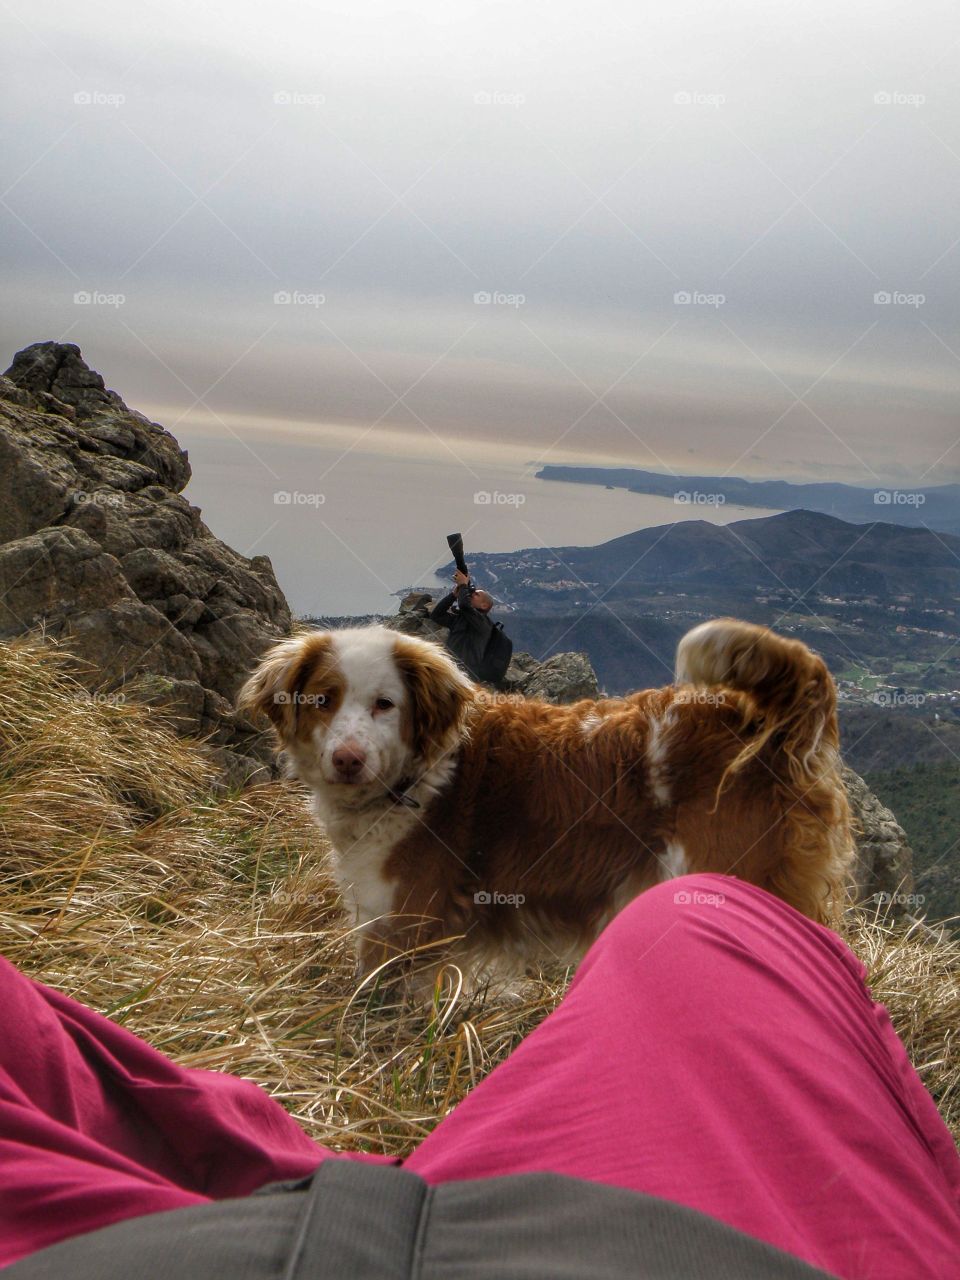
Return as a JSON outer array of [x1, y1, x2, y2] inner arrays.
[[332, 743, 367, 779]]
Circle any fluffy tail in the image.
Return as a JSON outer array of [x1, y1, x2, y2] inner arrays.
[[676, 618, 851, 921], [676, 617, 837, 786]]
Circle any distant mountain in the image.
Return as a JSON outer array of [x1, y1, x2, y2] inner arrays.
[[465, 509, 960, 602], [537, 465, 960, 534], [447, 509, 960, 695]]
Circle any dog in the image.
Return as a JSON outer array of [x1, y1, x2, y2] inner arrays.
[[239, 619, 852, 992]]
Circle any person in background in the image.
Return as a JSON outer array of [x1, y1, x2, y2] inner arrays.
[[430, 569, 497, 683]]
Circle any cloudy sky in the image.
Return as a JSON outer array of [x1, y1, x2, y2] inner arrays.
[[2, 0, 958, 610]]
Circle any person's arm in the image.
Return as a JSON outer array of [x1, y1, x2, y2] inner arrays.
[[430, 592, 458, 628], [455, 586, 489, 634]]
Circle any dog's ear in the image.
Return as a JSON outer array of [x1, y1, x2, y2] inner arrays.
[[237, 633, 332, 742], [393, 635, 475, 763]]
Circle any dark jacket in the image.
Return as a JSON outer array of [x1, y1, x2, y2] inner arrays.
[[7, 1159, 837, 1279], [431, 584, 494, 683]]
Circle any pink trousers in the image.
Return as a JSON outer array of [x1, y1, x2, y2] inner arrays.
[[2, 875, 958, 1278]]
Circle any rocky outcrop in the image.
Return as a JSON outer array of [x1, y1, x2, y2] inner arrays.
[[0, 342, 290, 782], [843, 766, 916, 912]]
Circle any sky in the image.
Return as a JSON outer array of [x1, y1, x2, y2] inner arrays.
[[2, 0, 958, 611]]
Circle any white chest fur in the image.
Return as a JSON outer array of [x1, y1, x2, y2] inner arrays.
[[318, 798, 421, 931]]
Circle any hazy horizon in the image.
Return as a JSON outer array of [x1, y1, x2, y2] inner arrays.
[[3, 0, 957, 610]]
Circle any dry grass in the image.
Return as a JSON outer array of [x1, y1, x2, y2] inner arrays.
[[1, 637, 957, 1152]]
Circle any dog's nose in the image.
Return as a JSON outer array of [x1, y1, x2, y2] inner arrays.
[[332, 744, 367, 779]]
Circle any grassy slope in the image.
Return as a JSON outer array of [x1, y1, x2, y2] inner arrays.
[[1, 638, 958, 1148]]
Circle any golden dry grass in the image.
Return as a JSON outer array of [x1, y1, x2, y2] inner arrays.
[[1, 636, 957, 1152]]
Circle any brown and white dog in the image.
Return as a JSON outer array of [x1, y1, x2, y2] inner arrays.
[[239, 619, 852, 990]]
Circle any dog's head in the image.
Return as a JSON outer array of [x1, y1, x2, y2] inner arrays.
[[238, 627, 475, 796]]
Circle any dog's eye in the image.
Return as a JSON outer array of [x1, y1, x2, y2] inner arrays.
[[374, 697, 394, 712]]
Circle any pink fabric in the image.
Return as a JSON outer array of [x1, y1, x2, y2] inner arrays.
[[1, 874, 958, 1278]]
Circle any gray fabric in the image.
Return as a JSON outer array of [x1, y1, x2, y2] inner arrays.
[[7, 1160, 838, 1279]]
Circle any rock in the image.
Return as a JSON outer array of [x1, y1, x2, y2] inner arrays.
[[843, 765, 916, 913], [0, 342, 291, 773], [501, 650, 599, 703]]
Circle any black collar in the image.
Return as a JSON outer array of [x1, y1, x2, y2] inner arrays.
[[385, 776, 421, 809]]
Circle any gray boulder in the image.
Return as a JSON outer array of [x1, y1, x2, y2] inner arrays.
[[843, 765, 916, 913], [0, 342, 291, 782]]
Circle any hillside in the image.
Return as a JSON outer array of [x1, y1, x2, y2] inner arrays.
[[2, 635, 958, 1149], [866, 763, 960, 926], [445, 509, 960, 711], [464, 509, 960, 601], [537, 465, 960, 535]]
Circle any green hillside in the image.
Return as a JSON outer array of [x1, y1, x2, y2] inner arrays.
[[866, 763, 960, 926]]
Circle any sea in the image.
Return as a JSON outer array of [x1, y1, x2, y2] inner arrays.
[[180, 421, 780, 617]]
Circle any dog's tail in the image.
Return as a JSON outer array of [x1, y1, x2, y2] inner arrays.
[[675, 617, 837, 790], [675, 618, 851, 921]]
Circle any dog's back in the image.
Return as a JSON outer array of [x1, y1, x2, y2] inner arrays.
[[241, 618, 852, 987]]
